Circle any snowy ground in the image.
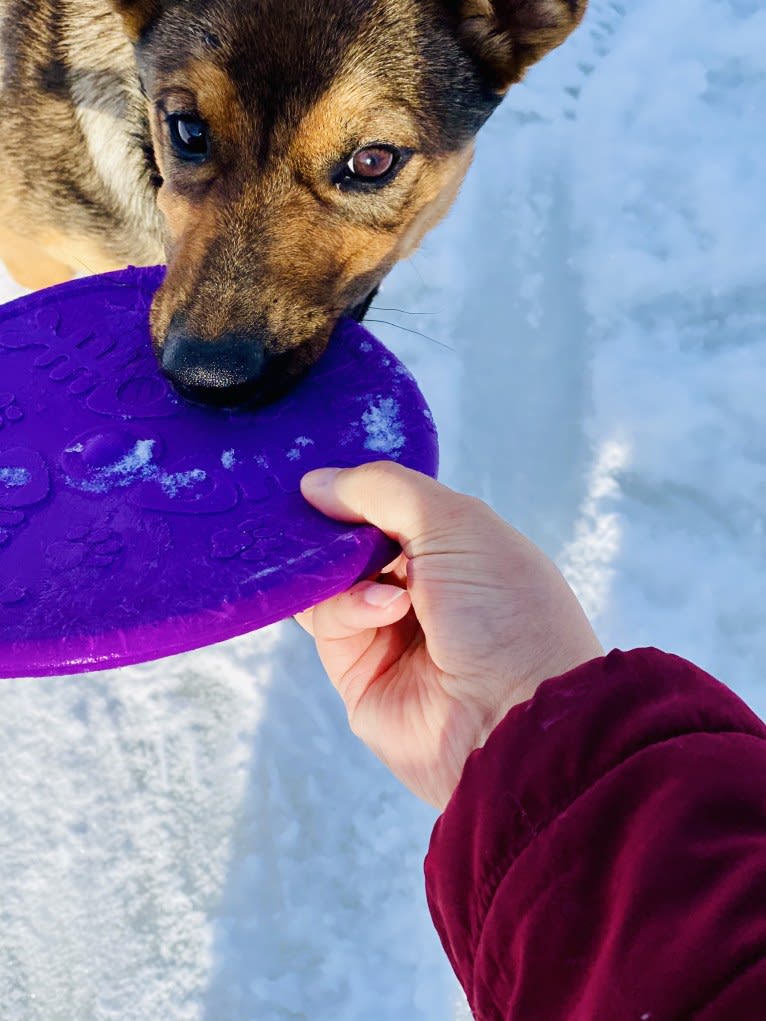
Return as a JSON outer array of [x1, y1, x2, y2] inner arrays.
[[1, 0, 765, 1017]]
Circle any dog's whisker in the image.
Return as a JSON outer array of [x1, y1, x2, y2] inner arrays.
[[364, 318, 455, 352], [370, 305, 441, 317], [406, 256, 428, 291], [72, 255, 99, 277]]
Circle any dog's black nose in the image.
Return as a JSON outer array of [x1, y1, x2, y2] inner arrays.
[[161, 325, 267, 407]]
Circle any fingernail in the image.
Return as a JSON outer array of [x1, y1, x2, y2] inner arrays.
[[362, 584, 408, 608], [301, 467, 342, 493]]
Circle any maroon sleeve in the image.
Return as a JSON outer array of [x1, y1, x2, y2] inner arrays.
[[425, 648, 766, 1021]]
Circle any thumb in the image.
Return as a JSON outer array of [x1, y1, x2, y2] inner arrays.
[[300, 461, 472, 557]]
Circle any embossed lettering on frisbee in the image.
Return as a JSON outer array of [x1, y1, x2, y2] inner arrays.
[[0, 267, 438, 677]]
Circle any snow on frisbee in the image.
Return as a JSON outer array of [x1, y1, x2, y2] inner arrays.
[[0, 266, 438, 678]]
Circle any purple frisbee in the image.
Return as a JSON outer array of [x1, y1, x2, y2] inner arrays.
[[0, 266, 437, 678]]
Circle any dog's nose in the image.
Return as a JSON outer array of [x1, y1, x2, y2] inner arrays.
[[161, 325, 267, 406]]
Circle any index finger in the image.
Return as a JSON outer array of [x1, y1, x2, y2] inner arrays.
[[300, 461, 470, 557]]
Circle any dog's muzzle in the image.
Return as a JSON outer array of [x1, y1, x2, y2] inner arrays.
[[160, 293, 378, 407]]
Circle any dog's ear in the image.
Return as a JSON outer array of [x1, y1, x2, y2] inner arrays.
[[449, 0, 587, 91], [108, 0, 163, 41]]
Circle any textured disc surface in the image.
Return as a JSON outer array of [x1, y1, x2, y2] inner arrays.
[[0, 267, 438, 677]]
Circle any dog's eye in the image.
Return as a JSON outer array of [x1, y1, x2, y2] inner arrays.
[[348, 146, 397, 179], [338, 144, 403, 189], [167, 114, 210, 163]]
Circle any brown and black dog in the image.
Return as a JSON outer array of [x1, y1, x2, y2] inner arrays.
[[0, 0, 586, 404]]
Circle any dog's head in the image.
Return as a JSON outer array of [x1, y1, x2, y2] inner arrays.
[[111, 0, 586, 405]]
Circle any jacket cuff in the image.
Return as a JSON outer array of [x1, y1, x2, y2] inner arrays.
[[424, 647, 766, 994]]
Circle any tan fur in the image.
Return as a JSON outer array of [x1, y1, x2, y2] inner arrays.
[[0, 0, 165, 285], [393, 147, 475, 261], [150, 191, 223, 342], [0, 226, 76, 291], [181, 60, 246, 148], [109, 0, 160, 41], [292, 64, 422, 171]]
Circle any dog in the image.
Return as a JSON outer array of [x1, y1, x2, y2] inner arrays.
[[0, 0, 587, 405]]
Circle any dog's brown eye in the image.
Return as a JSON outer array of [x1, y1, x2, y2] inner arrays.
[[167, 114, 210, 164], [334, 144, 411, 192], [347, 146, 397, 180]]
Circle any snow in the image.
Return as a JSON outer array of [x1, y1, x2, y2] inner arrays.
[[1, 0, 764, 1016], [63, 438, 207, 497], [0, 467, 31, 488], [362, 397, 406, 455]]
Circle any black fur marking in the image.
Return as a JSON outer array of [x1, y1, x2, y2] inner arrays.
[[347, 287, 379, 323], [37, 58, 68, 96], [223, 2, 379, 149], [140, 133, 163, 190]]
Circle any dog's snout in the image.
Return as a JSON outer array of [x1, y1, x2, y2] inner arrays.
[[161, 322, 267, 406]]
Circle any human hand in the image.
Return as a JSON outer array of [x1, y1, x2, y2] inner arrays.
[[297, 462, 603, 810]]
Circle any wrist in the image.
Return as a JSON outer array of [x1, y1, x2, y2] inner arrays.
[[442, 641, 605, 808]]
